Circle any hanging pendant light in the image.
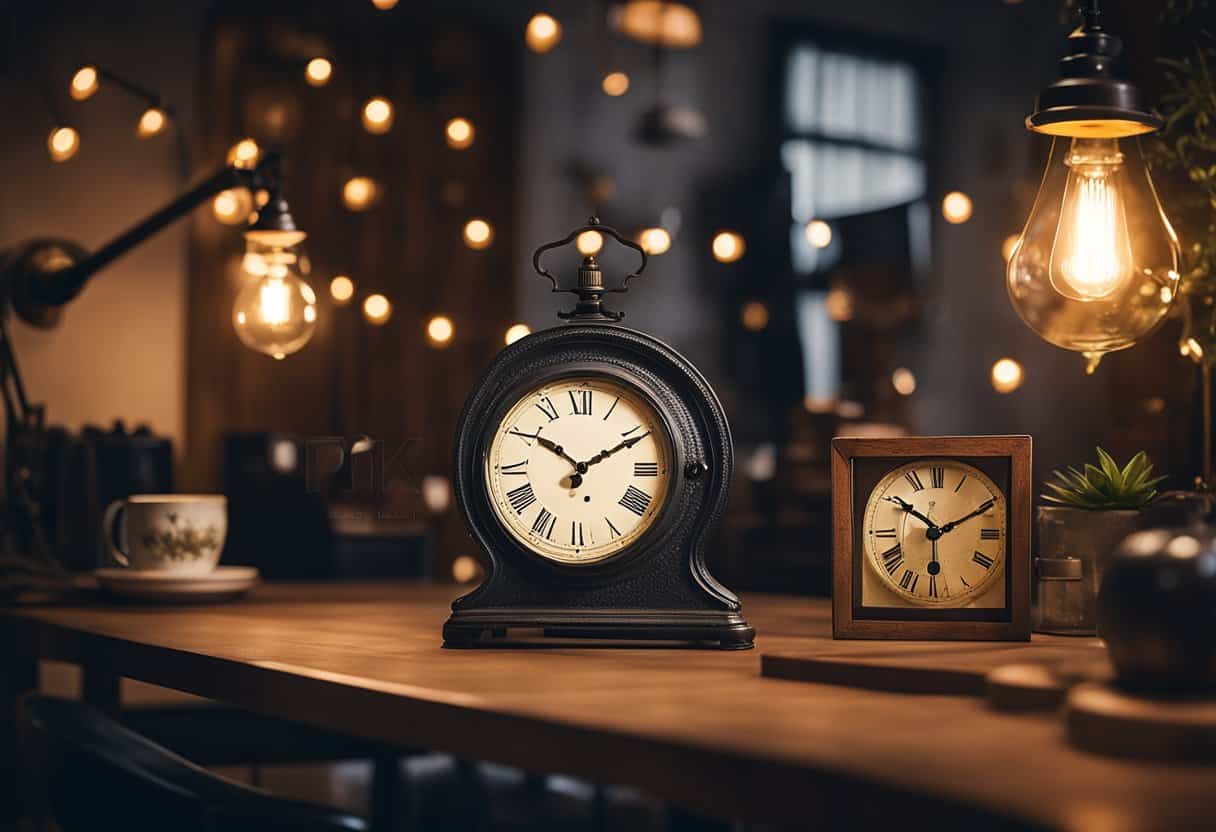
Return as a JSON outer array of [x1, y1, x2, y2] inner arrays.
[[1007, 0, 1179, 374]]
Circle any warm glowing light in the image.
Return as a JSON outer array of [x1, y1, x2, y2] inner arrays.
[[1047, 140, 1135, 301], [942, 191, 973, 224], [741, 300, 769, 332], [445, 117, 474, 149], [616, 0, 703, 48], [1002, 234, 1021, 263], [228, 138, 260, 169], [47, 127, 80, 162], [427, 315, 454, 345], [602, 71, 630, 96], [329, 275, 355, 304], [638, 227, 671, 255], [233, 241, 318, 358], [372, 0, 398, 8], [712, 231, 745, 263], [825, 286, 853, 322], [70, 66, 99, 101], [806, 220, 832, 248], [363, 294, 391, 324], [212, 189, 252, 225], [305, 58, 332, 86], [136, 107, 167, 139], [525, 13, 562, 53], [991, 358, 1024, 394], [505, 323, 531, 345], [452, 554, 483, 583], [463, 218, 494, 250], [576, 230, 604, 255], [342, 176, 380, 211], [362, 97, 394, 134], [892, 367, 917, 396]]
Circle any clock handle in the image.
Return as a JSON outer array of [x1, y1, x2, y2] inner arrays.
[[531, 217, 649, 306]]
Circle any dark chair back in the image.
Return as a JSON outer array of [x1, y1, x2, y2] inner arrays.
[[21, 696, 366, 832]]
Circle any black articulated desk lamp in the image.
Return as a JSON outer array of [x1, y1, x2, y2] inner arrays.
[[0, 149, 314, 592]]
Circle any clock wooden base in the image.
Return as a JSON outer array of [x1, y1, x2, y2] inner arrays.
[[443, 607, 755, 649]]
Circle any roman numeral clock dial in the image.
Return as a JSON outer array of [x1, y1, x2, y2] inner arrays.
[[862, 460, 1007, 607], [485, 378, 671, 565]]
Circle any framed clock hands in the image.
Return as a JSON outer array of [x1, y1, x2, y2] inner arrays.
[[938, 499, 996, 535], [882, 495, 940, 538]]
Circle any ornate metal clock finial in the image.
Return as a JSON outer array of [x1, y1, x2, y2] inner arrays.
[[531, 216, 648, 322]]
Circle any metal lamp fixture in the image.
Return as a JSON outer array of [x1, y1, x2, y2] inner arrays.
[[1007, 0, 1180, 374]]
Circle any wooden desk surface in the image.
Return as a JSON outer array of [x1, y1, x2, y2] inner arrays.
[[4, 582, 1213, 830]]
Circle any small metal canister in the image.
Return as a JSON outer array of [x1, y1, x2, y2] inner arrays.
[[1034, 556, 1093, 635]]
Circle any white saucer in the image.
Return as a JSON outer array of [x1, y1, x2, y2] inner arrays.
[[94, 566, 260, 603]]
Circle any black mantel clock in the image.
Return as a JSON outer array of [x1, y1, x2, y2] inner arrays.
[[443, 218, 754, 649]]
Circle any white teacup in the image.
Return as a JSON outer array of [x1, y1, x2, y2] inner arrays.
[[102, 494, 227, 575]]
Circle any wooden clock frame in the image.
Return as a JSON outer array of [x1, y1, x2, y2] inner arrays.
[[443, 323, 754, 649], [831, 435, 1032, 641]]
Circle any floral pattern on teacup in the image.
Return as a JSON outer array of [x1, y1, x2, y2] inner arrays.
[[140, 513, 222, 563]]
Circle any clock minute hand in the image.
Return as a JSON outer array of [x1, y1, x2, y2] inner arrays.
[[939, 500, 995, 534], [583, 431, 650, 469]]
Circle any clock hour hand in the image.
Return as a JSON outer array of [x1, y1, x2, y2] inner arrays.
[[535, 435, 581, 471], [939, 499, 996, 535], [882, 495, 938, 532]]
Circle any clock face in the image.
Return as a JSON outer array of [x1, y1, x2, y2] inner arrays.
[[484, 376, 672, 565], [862, 460, 1006, 607]]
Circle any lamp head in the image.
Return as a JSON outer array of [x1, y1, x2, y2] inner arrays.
[[244, 190, 306, 249], [1026, 1, 1160, 139]]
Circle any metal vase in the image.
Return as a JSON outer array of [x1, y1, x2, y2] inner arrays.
[[1037, 505, 1142, 631]]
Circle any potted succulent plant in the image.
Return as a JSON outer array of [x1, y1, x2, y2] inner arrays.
[[1038, 448, 1165, 618]]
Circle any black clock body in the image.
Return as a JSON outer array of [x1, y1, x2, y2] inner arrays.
[[443, 322, 754, 649]]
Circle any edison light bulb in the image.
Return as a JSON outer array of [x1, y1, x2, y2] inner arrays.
[[1008, 136, 1179, 373], [233, 235, 318, 359]]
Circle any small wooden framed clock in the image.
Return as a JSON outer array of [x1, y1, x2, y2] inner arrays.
[[443, 218, 754, 649], [831, 435, 1032, 641]]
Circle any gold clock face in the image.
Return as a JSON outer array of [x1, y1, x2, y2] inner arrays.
[[485, 376, 672, 565], [862, 460, 1006, 607]]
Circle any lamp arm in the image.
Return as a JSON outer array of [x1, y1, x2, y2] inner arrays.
[[21, 152, 280, 310]]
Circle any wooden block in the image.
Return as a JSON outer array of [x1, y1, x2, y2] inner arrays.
[[1067, 682, 1216, 763]]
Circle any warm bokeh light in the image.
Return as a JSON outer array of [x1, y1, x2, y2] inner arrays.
[[70, 66, 99, 101], [451, 554, 483, 583], [892, 367, 917, 396], [305, 58, 332, 86], [740, 300, 769, 332], [445, 117, 474, 149], [329, 275, 355, 304], [602, 71, 630, 96], [576, 230, 604, 255], [806, 220, 832, 249], [638, 227, 671, 255], [362, 97, 394, 134], [616, 0, 703, 48], [212, 189, 253, 225], [825, 286, 853, 322], [712, 231, 745, 263], [525, 13, 562, 53], [228, 138, 260, 169], [47, 126, 80, 162], [427, 314, 454, 346], [463, 218, 494, 250], [942, 191, 973, 224], [372, 0, 398, 7], [505, 323, 531, 345], [1002, 233, 1021, 263], [137, 107, 167, 139], [342, 176, 380, 211], [991, 358, 1025, 394], [363, 294, 392, 324]]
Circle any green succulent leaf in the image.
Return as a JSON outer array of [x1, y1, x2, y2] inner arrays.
[[1040, 447, 1165, 510]]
